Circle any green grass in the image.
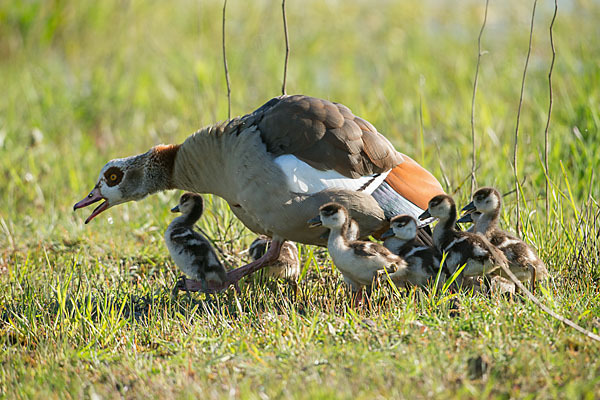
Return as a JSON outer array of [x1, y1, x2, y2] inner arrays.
[[1, 0, 600, 398]]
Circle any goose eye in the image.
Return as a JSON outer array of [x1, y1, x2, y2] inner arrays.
[[103, 167, 123, 187]]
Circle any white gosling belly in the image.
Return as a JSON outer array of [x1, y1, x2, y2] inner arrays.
[[327, 236, 386, 287]]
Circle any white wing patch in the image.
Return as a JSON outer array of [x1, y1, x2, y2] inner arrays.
[[443, 237, 467, 253], [274, 154, 390, 195], [404, 246, 428, 259], [472, 244, 489, 257], [497, 238, 522, 248]]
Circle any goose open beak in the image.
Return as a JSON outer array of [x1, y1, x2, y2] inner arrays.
[[461, 201, 476, 212], [307, 215, 322, 228], [381, 228, 394, 239], [418, 210, 431, 220], [457, 212, 474, 224], [171, 205, 180, 213], [73, 187, 109, 224]]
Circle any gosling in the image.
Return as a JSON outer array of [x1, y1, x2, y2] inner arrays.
[[462, 187, 548, 291], [309, 202, 407, 305], [420, 194, 507, 286], [382, 214, 444, 288], [165, 193, 228, 292]]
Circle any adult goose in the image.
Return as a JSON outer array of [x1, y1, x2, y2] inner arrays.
[[74, 95, 444, 291]]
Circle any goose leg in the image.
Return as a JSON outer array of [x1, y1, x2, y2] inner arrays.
[[181, 239, 284, 293], [223, 239, 284, 289], [353, 289, 363, 308], [529, 265, 536, 294]]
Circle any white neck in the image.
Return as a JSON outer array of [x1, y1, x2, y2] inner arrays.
[[327, 226, 349, 252], [433, 217, 450, 248], [474, 213, 494, 234]]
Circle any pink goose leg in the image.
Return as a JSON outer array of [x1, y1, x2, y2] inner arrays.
[[226, 239, 284, 285], [178, 239, 284, 293]]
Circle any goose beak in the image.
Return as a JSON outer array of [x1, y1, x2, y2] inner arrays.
[[307, 215, 322, 228], [418, 210, 431, 220], [73, 187, 110, 224], [381, 228, 394, 239], [171, 205, 180, 213], [457, 213, 473, 224], [461, 201, 476, 212]]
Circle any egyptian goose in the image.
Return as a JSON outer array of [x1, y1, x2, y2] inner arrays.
[[248, 236, 300, 282], [461, 187, 548, 290], [74, 95, 444, 291], [381, 215, 443, 288], [308, 202, 407, 305], [420, 194, 506, 284], [165, 193, 228, 292]]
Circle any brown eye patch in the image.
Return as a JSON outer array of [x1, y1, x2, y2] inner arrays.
[[104, 167, 124, 187]]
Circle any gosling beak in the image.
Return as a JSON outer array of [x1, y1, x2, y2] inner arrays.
[[381, 228, 394, 239], [457, 213, 474, 224], [418, 210, 431, 220], [171, 205, 180, 213], [307, 215, 322, 228], [461, 201, 476, 212]]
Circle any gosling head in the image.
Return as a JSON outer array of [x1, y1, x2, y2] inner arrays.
[[382, 215, 417, 240], [468, 187, 502, 215], [308, 202, 349, 230], [419, 194, 456, 221], [171, 192, 204, 217], [457, 210, 482, 224]]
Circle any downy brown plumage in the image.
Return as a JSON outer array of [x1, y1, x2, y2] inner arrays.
[[420, 194, 507, 284], [165, 193, 228, 292], [248, 236, 300, 282], [382, 215, 444, 288], [309, 202, 407, 305], [461, 187, 548, 289]]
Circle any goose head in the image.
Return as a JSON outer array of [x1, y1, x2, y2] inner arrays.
[[382, 214, 417, 240], [419, 194, 456, 222], [462, 187, 501, 215], [73, 145, 179, 223], [308, 202, 349, 231], [171, 192, 204, 216]]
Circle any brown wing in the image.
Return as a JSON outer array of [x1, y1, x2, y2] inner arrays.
[[255, 95, 403, 178], [350, 240, 397, 259]]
